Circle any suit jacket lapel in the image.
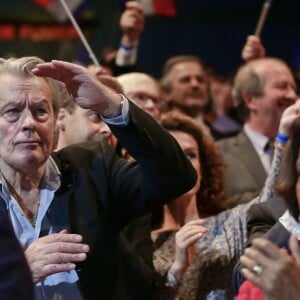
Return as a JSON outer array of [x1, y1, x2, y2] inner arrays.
[[49, 155, 98, 250], [49, 186, 73, 233], [235, 131, 267, 187]]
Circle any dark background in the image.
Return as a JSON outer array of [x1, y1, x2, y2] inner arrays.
[[1, 0, 300, 78]]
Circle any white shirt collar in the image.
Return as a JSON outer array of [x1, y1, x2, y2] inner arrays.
[[0, 156, 61, 201], [244, 124, 269, 152], [279, 210, 300, 240], [244, 124, 272, 173]]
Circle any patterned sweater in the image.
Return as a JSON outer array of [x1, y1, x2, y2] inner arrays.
[[152, 145, 283, 300]]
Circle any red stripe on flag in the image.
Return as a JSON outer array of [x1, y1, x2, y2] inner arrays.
[[32, 0, 54, 8], [152, 0, 176, 17]]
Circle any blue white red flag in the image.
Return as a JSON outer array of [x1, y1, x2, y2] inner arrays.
[[121, 0, 177, 17], [141, 0, 176, 16], [32, 0, 85, 22]]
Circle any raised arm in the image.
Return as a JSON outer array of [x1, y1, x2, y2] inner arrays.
[[258, 99, 300, 203], [34, 59, 197, 218], [33, 60, 122, 117]]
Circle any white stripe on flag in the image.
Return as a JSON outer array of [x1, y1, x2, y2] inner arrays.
[[139, 0, 154, 15], [48, 0, 83, 22]]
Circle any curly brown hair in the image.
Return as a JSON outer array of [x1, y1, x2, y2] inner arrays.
[[160, 111, 228, 216]]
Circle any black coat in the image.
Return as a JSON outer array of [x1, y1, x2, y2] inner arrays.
[[0, 210, 33, 300], [46, 102, 197, 299]]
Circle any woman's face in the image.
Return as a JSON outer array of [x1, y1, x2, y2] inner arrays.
[[170, 130, 201, 199]]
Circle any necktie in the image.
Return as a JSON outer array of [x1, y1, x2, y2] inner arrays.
[[264, 139, 274, 163]]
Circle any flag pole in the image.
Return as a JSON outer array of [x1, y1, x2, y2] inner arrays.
[[58, 0, 100, 66], [254, 0, 273, 36]]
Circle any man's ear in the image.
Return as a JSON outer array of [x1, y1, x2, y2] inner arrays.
[[243, 90, 258, 111], [56, 108, 67, 131]]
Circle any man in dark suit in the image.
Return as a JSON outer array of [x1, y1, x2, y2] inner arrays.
[[54, 73, 157, 299], [0, 57, 196, 300], [218, 57, 297, 207], [0, 211, 33, 299]]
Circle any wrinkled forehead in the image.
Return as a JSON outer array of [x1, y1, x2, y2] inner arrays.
[[256, 60, 293, 79], [123, 78, 160, 96], [0, 74, 52, 101], [171, 60, 205, 75]]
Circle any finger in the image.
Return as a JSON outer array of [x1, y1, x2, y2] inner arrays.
[[241, 49, 254, 61], [51, 60, 85, 71], [191, 218, 207, 224], [248, 35, 260, 44], [125, 1, 144, 13], [40, 232, 84, 244], [46, 251, 88, 264], [241, 267, 263, 287], [251, 238, 283, 260], [32, 62, 58, 77], [26, 242, 89, 263], [178, 224, 207, 237], [283, 100, 300, 115], [177, 226, 207, 244], [180, 232, 205, 249], [176, 228, 207, 251], [124, 12, 144, 28], [182, 219, 207, 227], [33, 60, 85, 78], [177, 226, 207, 240], [44, 241, 89, 255], [240, 253, 257, 270], [289, 235, 300, 262], [241, 246, 272, 270]]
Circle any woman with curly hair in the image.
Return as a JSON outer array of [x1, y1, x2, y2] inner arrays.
[[143, 111, 228, 299], [145, 102, 300, 299], [160, 111, 227, 218]]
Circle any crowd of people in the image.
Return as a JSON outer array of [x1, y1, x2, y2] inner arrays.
[[2, 2, 300, 300]]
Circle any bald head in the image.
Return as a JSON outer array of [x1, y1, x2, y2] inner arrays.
[[117, 72, 161, 120], [233, 57, 294, 108], [233, 57, 297, 138]]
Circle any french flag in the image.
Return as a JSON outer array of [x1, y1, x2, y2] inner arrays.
[[32, 0, 85, 22], [122, 0, 177, 17]]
